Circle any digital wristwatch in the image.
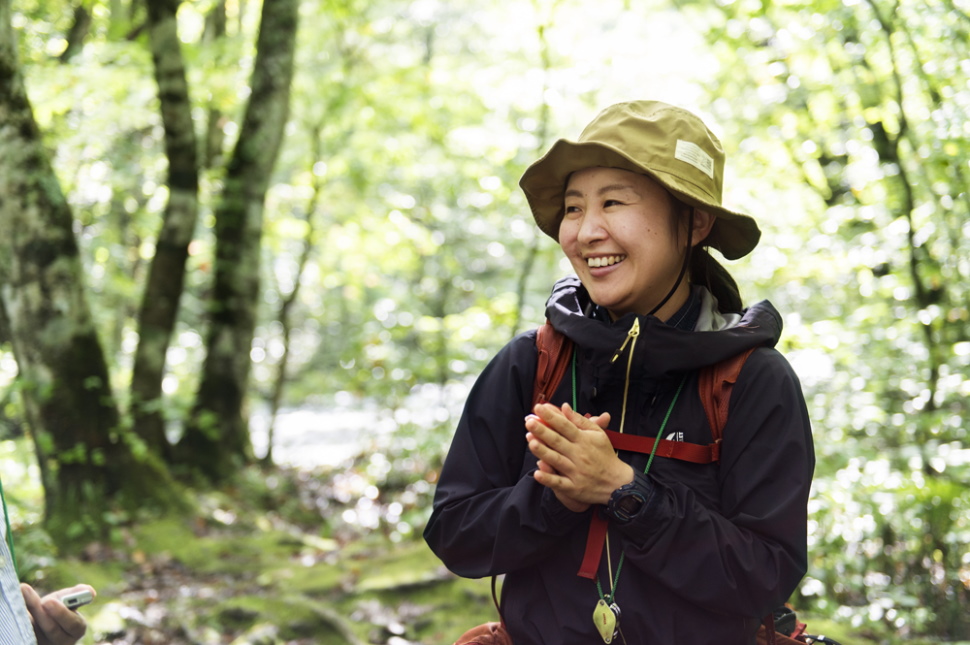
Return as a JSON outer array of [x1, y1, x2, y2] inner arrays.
[[605, 473, 649, 524]]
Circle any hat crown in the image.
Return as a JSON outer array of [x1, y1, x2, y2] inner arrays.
[[518, 99, 761, 260], [577, 100, 725, 204]]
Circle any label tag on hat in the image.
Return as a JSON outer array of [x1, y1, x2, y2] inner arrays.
[[675, 140, 714, 179]]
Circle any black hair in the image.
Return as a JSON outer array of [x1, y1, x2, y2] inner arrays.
[[690, 246, 743, 314], [669, 199, 744, 314]]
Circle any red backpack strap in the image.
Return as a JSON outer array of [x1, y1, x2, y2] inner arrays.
[[532, 323, 611, 580], [604, 430, 721, 464], [484, 325, 570, 618], [533, 322, 573, 408], [597, 348, 758, 464], [698, 347, 757, 441]]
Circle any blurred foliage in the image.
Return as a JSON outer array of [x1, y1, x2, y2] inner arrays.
[[674, 0, 970, 638], [1, 0, 968, 641]]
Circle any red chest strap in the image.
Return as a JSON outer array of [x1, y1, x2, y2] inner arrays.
[[604, 430, 721, 464]]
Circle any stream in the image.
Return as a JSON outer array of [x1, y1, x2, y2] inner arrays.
[[248, 382, 470, 468]]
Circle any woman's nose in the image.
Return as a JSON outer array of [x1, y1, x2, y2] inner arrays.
[[577, 209, 606, 244]]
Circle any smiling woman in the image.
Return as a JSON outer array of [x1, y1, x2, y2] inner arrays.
[[558, 167, 714, 321], [424, 100, 815, 645]]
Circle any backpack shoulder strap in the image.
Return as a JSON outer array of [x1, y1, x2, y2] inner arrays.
[[485, 323, 573, 619], [533, 322, 573, 408], [698, 347, 758, 441]]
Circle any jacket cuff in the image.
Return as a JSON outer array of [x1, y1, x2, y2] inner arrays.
[[538, 481, 591, 532]]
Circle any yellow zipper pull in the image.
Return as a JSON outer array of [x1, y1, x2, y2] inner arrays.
[[612, 318, 640, 435], [611, 318, 640, 363]]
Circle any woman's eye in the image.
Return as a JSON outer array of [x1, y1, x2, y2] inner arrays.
[[604, 199, 622, 208]]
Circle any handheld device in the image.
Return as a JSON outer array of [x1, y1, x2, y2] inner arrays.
[[61, 590, 93, 610]]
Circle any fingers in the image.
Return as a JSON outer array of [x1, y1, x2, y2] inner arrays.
[[525, 403, 599, 454], [529, 403, 611, 442], [528, 402, 581, 441], [21, 583, 43, 623], [525, 402, 637, 506], [561, 403, 610, 432], [567, 405, 611, 431], [525, 402, 615, 477], [532, 459, 579, 501], [525, 417, 571, 465], [526, 430, 571, 475], [23, 584, 93, 645]]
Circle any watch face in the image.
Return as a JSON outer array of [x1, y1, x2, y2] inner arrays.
[[617, 494, 644, 516]]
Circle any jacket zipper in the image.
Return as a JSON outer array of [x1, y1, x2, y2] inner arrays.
[[603, 318, 640, 593], [610, 318, 640, 434]]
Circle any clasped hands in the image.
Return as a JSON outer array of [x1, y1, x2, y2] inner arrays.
[[525, 403, 634, 513]]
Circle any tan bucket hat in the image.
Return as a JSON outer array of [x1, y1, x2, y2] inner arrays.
[[519, 100, 760, 260]]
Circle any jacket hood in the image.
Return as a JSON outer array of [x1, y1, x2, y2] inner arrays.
[[544, 276, 782, 379]]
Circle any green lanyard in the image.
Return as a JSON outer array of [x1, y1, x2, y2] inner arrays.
[[571, 348, 687, 605], [0, 476, 20, 578]]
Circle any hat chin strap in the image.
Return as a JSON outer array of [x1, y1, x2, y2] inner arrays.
[[646, 208, 694, 318]]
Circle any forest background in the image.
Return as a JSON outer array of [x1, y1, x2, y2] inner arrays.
[[1, 0, 968, 642]]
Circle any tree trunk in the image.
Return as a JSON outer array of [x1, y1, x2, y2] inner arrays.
[[58, 4, 92, 63], [202, 0, 227, 169], [179, 0, 300, 482], [0, 0, 183, 545], [129, 0, 200, 462]]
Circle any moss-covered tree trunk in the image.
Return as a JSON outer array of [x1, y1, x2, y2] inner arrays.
[[179, 0, 300, 482], [129, 0, 200, 462], [201, 0, 228, 169], [0, 0, 182, 544]]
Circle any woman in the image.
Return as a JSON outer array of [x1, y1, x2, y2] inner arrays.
[[424, 100, 814, 644]]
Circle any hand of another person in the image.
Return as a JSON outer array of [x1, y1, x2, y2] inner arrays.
[[525, 403, 633, 511], [21, 583, 96, 645]]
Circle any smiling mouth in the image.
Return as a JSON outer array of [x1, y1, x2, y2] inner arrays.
[[587, 255, 626, 268]]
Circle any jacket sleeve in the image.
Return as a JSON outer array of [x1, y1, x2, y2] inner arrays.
[[618, 348, 814, 618], [423, 332, 590, 578]]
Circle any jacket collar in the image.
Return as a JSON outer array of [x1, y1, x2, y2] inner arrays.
[[544, 276, 782, 378]]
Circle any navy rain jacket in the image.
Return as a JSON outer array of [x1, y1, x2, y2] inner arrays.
[[424, 278, 815, 645]]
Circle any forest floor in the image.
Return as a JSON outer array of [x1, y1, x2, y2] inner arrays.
[[32, 463, 493, 645], [20, 462, 938, 645]]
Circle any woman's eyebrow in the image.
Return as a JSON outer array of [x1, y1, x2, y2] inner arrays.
[[564, 183, 639, 199]]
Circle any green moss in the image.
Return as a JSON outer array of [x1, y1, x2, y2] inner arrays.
[[352, 540, 442, 592], [262, 555, 346, 596], [129, 516, 300, 576], [212, 593, 354, 642], [381, 576, 498, 644]]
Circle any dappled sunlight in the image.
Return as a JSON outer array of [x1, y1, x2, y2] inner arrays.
[[1, 0, 967, 641]]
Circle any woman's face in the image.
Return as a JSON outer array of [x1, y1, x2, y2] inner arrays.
[[558, 167, 701, 321]]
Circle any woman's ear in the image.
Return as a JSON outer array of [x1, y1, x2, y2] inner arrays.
[[691, 209, 716, 247]]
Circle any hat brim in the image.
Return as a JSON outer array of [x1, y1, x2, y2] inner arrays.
[[520, 140, 760, 260]]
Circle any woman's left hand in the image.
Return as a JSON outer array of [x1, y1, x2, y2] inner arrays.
[[526, 403, 634, 510]]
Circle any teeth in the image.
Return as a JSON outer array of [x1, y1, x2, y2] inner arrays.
[[587, 255, 625, 268]]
